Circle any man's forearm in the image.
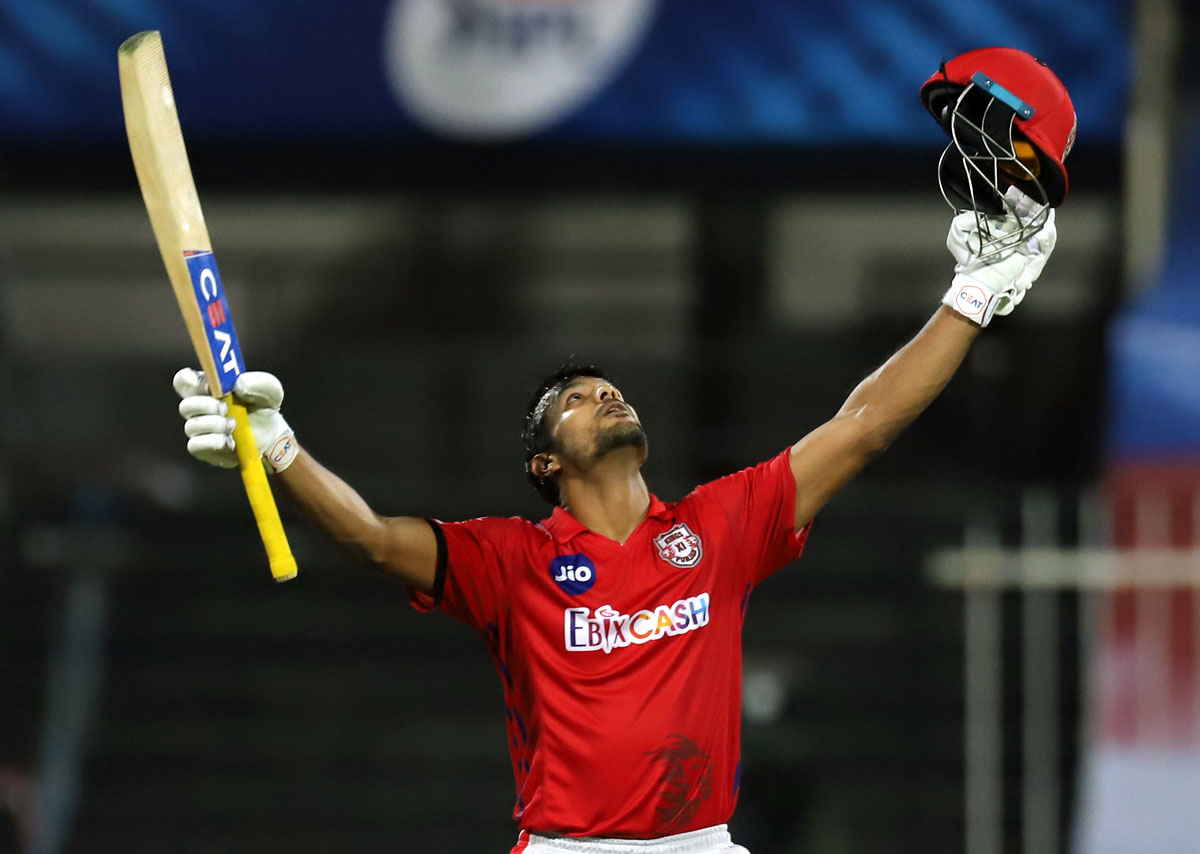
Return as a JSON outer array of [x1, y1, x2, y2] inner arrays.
[[276, 447, 437, 590], [790, 202, 1055, 527], [839, 305, 980, 452]]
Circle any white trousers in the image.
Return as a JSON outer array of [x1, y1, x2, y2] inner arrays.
[[519, 824, 749, 854]]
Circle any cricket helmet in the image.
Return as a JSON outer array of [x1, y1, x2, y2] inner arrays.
[[921, 47, 1076, 255]]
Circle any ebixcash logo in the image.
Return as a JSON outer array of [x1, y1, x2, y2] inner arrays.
[[383, 0, 658, 139], [564, 594, 711, 654]]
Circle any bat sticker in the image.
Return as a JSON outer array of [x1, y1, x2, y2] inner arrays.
[[184, 249, 244, 394]]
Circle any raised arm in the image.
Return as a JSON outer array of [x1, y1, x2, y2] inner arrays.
[[276, 449, 437, 592], [789, 204, 1057, 529], [174, 368, 438, 592], [789, 307, 976, 528]]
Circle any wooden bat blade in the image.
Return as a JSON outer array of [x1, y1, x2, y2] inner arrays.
[[119, 31, 219, 386], [119, 31, 297, 582]]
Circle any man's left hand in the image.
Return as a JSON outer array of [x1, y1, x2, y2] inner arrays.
[[942, 191, 1057, 327]]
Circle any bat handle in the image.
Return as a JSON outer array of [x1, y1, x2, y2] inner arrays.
[[226, 397, 298, 582]]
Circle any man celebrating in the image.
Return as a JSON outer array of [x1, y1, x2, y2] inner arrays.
[[173, 204, 1052, 854], [173, 45, 1071, 854]]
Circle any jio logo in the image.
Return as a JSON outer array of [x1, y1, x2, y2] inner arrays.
[[549, 554, 596, 595]]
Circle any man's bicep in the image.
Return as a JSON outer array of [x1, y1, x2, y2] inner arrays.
[[376, 515, 440, 593], [686, 450, 807, 586], [408, 516, 518, 629], [789, 414, 876, 528]]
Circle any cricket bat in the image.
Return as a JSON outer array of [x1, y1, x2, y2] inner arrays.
[[119, 30, 297, 582]]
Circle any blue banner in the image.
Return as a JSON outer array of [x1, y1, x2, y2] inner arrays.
[[0, 0, 1129, 146], [1107, 115, 1200, 457]]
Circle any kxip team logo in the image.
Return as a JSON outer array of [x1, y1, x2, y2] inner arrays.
[[653, 523, 703, 568]]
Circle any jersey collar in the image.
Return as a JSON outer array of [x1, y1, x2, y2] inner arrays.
[[542, 495, 673, 544]]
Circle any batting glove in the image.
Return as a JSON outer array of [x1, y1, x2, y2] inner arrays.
[[174, 368, 298, 473], [942, 188, 1057, 327]]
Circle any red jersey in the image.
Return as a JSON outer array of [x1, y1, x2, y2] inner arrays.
[[408, 449, 809, 839]]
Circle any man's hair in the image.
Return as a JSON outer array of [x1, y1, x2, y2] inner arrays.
[[522, 361, 614, 506]]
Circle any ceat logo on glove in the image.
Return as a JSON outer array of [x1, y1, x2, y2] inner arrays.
[[955, 285, 989, 318], [269, 436, 297, 472]]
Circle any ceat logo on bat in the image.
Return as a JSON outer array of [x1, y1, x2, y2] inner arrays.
[[383, 0, 659, 139], [654, 523, 703, 568], [564, 593, 710, 654], [183, 250, 244, 395]]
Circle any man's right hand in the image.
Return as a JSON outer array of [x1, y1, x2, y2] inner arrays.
[[174, 368, 298, 473], [174, 369, 437, 591]]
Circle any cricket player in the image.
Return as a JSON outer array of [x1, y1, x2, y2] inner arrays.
[[172, 49, 1072, 854]]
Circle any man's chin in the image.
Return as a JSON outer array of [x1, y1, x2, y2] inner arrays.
[[594, 422, 649, 459]]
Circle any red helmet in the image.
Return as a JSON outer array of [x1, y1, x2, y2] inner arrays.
[[921, 47, 1077, 208]]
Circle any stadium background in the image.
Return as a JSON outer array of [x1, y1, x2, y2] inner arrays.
[[1, 1, 1196, 852]]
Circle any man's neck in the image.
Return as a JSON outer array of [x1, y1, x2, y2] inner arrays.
[[559, 463, 650, 544]]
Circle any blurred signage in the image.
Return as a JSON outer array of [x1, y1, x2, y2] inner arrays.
[[1073, 466, 1200, 854], [0, 0, 1128, 146], [384, 0, 658, 139], [1107, 121, 1200, 457], [1089, 115, 1200, 854]]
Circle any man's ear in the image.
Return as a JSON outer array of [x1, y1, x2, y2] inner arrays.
[[530, 453, 559, 479]]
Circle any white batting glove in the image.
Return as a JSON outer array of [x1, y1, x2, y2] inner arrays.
[[943, 189, 1057, 327], [173, 368, 298, 473]]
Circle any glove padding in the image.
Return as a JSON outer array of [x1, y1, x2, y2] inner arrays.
[[174, 368, 297, 473], [943, 188, 1057, 327]]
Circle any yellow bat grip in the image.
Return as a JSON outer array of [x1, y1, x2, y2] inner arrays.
[[226, 397, 298, 582]]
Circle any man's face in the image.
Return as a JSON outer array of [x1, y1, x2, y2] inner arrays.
[[547, 376, 648, 467]]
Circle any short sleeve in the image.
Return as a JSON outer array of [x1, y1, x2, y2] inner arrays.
[[406, 516, 527, 631], [683, 448, 810, 586]]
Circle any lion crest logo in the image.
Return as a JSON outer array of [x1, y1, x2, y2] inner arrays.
[[646, 734, 713, 833]]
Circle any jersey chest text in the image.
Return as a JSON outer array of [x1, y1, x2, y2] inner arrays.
[[532, 521, 719, 656], [563, 593, 711, 654]]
